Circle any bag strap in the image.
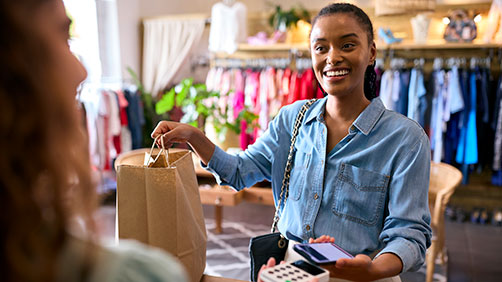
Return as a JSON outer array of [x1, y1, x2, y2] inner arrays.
[[271, 99, 317, 233], [148, 135, 170, 167]]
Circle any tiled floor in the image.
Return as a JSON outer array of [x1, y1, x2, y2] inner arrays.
[[201, 202, 502, 282], [444, 220, 502, 282], [99, 199, 502, 282]]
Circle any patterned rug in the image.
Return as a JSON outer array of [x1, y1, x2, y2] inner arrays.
[[204, 219, 447, 282]]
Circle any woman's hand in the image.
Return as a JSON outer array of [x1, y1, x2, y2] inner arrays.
[[151, 121, 197, 147], [257, 258, 319, 282], [151, 121, 215, 165], [321, 253, 403, 282], [306, 236, 401, 281], [308, 235, 335, 244]]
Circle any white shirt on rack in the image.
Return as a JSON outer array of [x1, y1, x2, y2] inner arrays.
[[208, 1, 247, 54]]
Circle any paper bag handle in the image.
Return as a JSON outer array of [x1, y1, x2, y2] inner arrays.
[[149, 135, 169, 167]]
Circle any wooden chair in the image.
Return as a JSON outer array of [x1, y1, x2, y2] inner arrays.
[[426, 162, 462, 282]]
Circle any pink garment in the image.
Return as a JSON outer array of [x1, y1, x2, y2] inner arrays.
[[266, 68, 280, 118], [281, 68, 291, 107], [244, 69, 260, 145], [205, 67, 217, 91], [269, 68, 284, 117], [233, 69, 249, 150]]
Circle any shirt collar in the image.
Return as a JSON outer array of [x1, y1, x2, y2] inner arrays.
[[352, 97, 386, 135], [304, 97, 385, 136]]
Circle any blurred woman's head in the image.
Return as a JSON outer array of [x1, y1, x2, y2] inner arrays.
[[0, 0, 94, 281]]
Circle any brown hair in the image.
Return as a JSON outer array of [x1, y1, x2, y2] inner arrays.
[[0, 1, 97, 281]]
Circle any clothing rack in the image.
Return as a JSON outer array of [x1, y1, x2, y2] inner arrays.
[[210, 56, 313, 71], [378, 46, 502, 73]]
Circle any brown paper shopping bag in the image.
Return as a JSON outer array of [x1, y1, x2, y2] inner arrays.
[[116, 142, 207, 282]]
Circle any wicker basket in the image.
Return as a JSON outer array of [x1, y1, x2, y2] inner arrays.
[[375, 0, 436, 16]]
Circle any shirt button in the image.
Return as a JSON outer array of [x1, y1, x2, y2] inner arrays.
[[314, 193, 319, 200], [350, 125, 356, 131], [306, 225, 311, 231]]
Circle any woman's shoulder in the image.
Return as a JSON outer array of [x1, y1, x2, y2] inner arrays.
[[58, 237, 188, 282], [100, 239, 188, 282], [380, 109, 428, 141]]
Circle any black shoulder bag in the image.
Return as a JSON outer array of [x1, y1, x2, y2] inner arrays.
[[248, 99, 316, 282]]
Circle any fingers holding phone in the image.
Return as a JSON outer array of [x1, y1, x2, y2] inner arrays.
[[308, 235, 335, 244]]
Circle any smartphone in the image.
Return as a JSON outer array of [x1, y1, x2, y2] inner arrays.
[[293, 242, 353, 264], [259, 260, 330, 282]]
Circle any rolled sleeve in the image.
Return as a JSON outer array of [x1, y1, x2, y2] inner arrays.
[[378, 129, 432, 272], [375, 237, 418, 273], [201, 146, 241, 189]]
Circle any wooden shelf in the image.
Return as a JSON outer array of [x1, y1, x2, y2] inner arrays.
[[237, 42, 309, 52], [211, 40, 500, 58], [377, 40, 502, 50]]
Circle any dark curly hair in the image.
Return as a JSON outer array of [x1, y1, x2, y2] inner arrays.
[[311, 3, 377, 100]]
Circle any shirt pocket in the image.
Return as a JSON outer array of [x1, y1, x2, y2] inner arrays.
[[332, 163, 390, 226], [288, 148, 311, 201]]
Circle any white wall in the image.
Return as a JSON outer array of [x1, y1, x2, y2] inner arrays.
[[116, 0, 140, 80]]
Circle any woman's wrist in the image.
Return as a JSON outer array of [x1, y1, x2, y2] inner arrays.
[[371, 253, 403, 279], [187, 127, 215, 165]]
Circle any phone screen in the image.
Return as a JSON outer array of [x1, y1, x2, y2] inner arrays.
[[292, 260, 325, 276], [294, 243, 353, 264]]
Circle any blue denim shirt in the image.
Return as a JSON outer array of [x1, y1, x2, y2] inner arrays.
[[204, 97, 431, 272]]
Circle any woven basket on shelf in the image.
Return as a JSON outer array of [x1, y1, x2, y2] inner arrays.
[[375, 0, 436, 16]]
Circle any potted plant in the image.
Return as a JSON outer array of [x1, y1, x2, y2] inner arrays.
[[268, 4, 311, 43], [155, 78, 259, 150]]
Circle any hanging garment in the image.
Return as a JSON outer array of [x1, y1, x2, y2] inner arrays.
[[280, 68, 291, 106], [206, 67, 217, 91], [408, 68, 427, 122], [430, 70, 448, 163], [396, 70, 410, 116], [257, 70, 269, 137], [266, 67, 279, 118], [447, 66, 465, 115], [476, 68, 494, 169], [456, 71, 478, 165], [375, 67, 384, 97], [124, 88, 145, 150], [493, 77, 502, 170], [208, 1, 247, 53], [299, 68, 315, 100], [379, 70, 396, 110], [287, 71, 301, 105]]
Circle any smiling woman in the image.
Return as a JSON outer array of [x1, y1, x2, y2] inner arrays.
[[0, 1, 187, 282], [150, 3, 431, 282]]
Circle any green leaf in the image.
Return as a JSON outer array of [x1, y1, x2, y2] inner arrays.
[[155, 88, 175, 115], [176, 78, 193, 106]]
